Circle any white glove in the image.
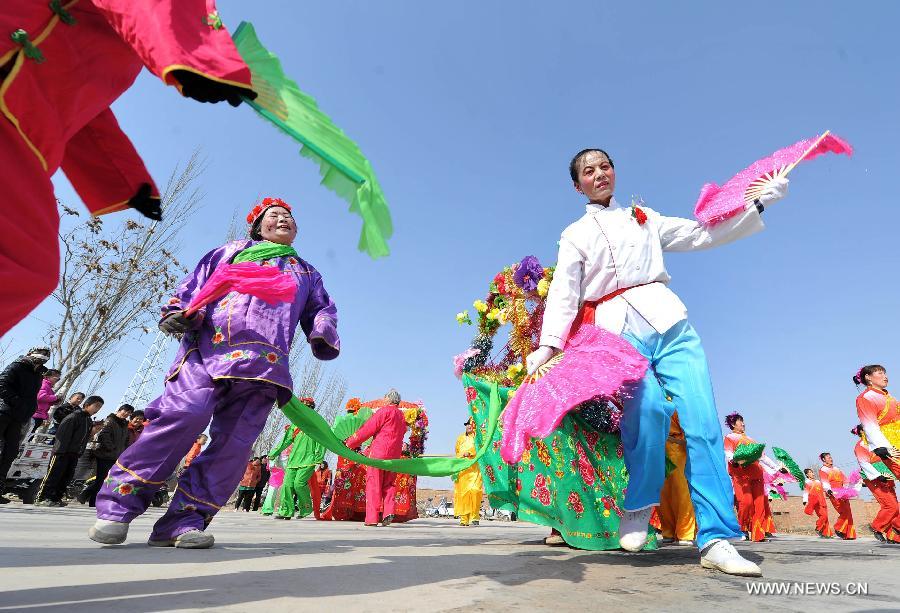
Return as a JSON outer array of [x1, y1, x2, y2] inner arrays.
[[526, 346, 557, 376], [757, 176, 789, 208]]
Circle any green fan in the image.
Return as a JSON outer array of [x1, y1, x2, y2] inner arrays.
[[331, 407, 374, 442], [733, 442, 765, 465], [772, 446, 806, 489]]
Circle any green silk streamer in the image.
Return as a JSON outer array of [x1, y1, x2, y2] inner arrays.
[[772, 446, 806, 489], [232, 241, 298, 264], [232, 22, 393, 259], [278, 385, 501, 477], [733, 442, 765, 464]]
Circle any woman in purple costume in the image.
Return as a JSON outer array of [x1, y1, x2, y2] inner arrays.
[[90, 197, 339, 548]]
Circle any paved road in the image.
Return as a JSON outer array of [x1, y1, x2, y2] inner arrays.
[[0, 503, 897, 612]]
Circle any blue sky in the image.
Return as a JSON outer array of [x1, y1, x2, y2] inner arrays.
[[8, 1, 899, 491]]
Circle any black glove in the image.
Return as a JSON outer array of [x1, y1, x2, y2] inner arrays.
[[159, 312, 198, 335], [873, 447, 891, 460], [171, 70, 257, 107], [129, 183, 162, 221]]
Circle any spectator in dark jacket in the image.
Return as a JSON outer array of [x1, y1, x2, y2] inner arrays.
[[49, 392, 85, 434], [126, 410, 146, 448], [0, 346, 50, 504], [36, 396, 104, 506], [79, 404, 134, 506]]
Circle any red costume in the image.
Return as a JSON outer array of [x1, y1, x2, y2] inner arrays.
[[854, 439, 900, 542], [803, 478, 833, 537], [0, 0, 255, 336], [819, 465, 856, 539], [345, 403, 407, 525], [724, 431, 770, 541]]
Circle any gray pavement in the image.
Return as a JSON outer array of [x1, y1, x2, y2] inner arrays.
[[0, 503, 897, 612]]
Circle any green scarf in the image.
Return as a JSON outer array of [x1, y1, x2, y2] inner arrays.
[[279, 384, 502, 477], [233, 241, 298, 264]]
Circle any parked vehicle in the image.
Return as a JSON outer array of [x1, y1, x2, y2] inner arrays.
[[3, 431, 54, 504], [423, 496, 454, 518], [481, 504, 516, 521]]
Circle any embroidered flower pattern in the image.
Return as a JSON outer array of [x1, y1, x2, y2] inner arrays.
[[224, 350, 249, 361], [104, 476, 141, 497], [567, 491, 585, 518], [264, 352, 279, 364], [211, 327, 225, 345], [288, 257, 299, 266]]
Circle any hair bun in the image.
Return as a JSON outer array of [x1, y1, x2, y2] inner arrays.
[[852, 375, 861, 385]]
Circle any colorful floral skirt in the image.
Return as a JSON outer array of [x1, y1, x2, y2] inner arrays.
[[463, 373, 656, 551], [322, 456, 418, 522]]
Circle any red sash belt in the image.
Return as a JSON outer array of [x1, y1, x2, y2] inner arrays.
[[571, 282, 653, 331]]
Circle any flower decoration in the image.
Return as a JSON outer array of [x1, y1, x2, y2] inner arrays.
[[630, 196, 647, 226], [299, 396, 316, 409], [456, 256, 555, 386], [265, 352, 279, 364], [513, 256, 543, 293], [246, 197, 292, 225], [345, 397, 361, 413], [456, 311, 472, 325], [537, 278, 550, 297], [204, 11, 223, 29], [211, 328, 225, 345]]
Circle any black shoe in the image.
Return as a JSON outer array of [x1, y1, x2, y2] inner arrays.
[[0, 495, 11, 504], [835, 530, 845, 539], [380, 514, 395, 527], [873, 531, 886, 543]]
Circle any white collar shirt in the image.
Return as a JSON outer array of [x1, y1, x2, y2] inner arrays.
[[539, 196, 764, 349]]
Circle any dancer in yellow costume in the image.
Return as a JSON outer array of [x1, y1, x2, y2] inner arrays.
[[454, 418, 483, 526], [658, 412, 697, 544]]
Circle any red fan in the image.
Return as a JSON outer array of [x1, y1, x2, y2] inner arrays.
[[694, 131, 853, 225], [184, 262, 297, 316]]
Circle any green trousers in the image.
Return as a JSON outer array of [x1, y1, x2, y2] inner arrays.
[[260, 486, 277, 515], [276, 465, 316, 518]]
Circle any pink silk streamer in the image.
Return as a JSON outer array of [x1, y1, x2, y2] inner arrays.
[[184, 262, 297, 315], [500, 324, 648, 464], [694, 133, 853, 226]]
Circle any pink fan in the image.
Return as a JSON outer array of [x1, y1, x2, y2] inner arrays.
[[694, 131, 853, 225], [184, 262, 297, 316], [500, 324, 648, 463], [832, 486, 859, 501]]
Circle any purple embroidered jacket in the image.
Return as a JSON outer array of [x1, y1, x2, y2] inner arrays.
[[161, 240, 339, 404]]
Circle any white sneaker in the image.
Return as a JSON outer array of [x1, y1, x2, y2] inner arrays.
[[148, 529, 215, 549], [700, 539, 762, 576], [618, 507, 653, 552], [89, 519, 129, 545]]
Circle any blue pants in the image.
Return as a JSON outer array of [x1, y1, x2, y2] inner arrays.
[[621, 320, 741, 549]]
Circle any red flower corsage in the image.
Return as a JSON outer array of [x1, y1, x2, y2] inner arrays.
[[246, 197, 292, 224], [630, 197, 647, 226]]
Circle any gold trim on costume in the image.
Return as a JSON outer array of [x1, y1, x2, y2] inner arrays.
[[177, 487, 222, 510], [114, 461, 166, 485], [0, 0, 80, 172], [160, 64, 255, 95], [166, 347, 199, 382]]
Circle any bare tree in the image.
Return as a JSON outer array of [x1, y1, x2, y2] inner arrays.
[[46, 153, 206, 396]]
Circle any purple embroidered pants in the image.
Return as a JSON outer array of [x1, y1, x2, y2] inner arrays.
[[96, 351, 277, 540]]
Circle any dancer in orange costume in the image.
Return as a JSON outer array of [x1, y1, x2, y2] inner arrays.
[[854, 365, 900, 480], [0, 0, 256, 336], [723, 413, 779, 542], [802, 468, 833, 538], [818, 452, 856, 540], [851, 425, 900, 543]]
